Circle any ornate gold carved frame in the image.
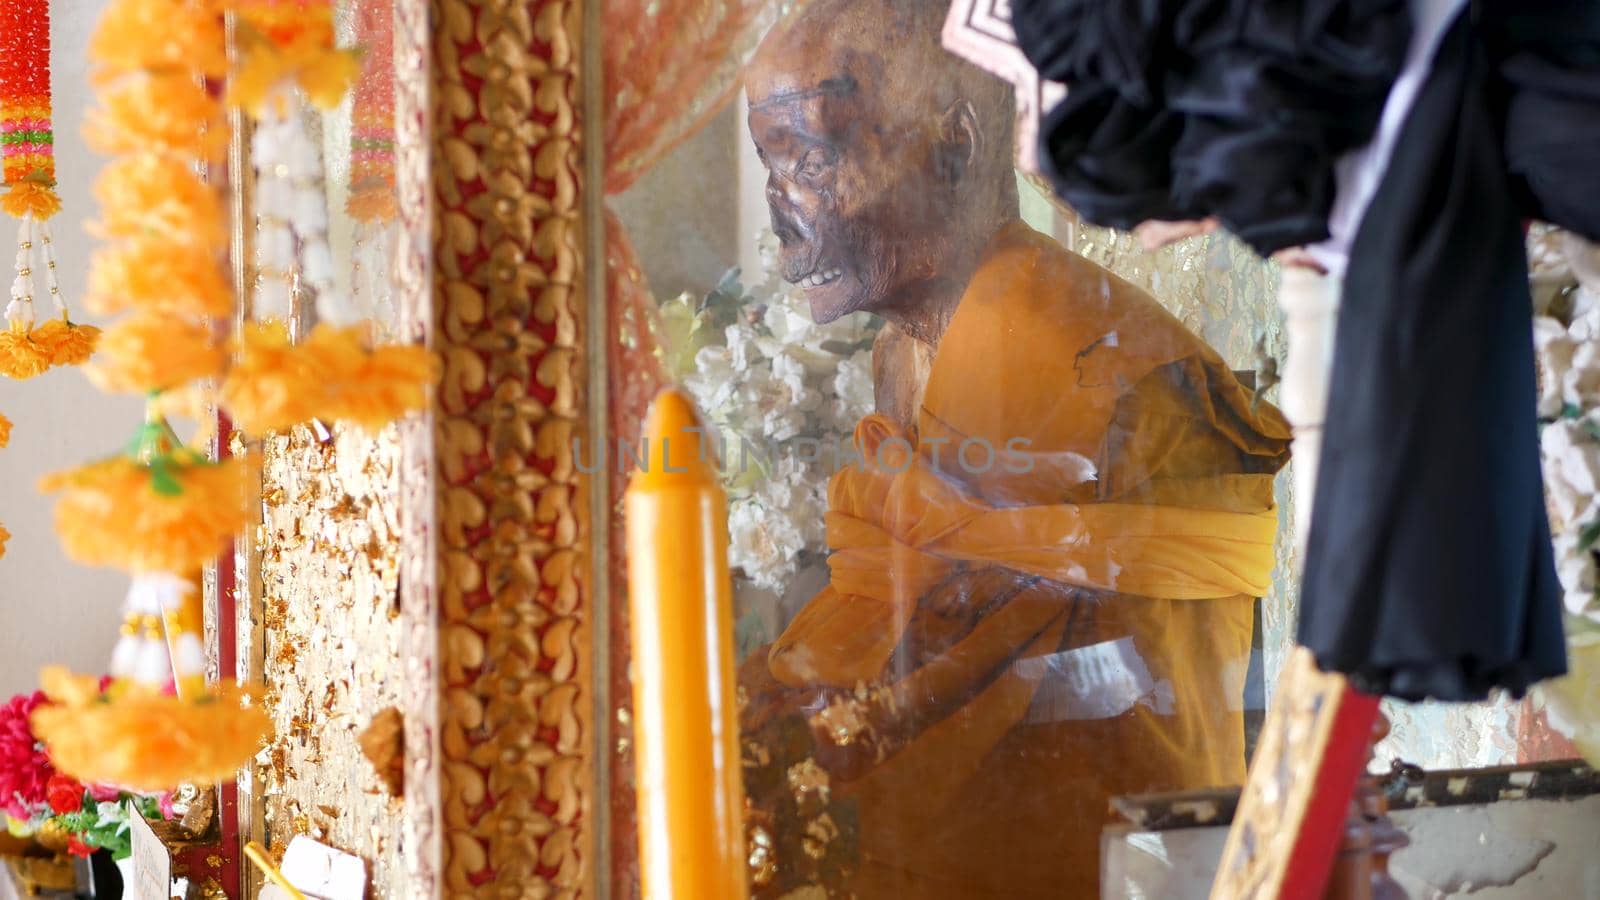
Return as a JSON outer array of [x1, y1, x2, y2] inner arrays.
[[425, 0, 601, 894], [235, 0, 607, 896]]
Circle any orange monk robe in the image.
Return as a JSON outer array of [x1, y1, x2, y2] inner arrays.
[[759, 222, 1291, 898]]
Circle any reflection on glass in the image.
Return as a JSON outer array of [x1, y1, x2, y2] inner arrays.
[[340, 0, 399, 335], [611, 0, 1290, 896], [248, 0, 398, 337], [244, 1, 411, 889]]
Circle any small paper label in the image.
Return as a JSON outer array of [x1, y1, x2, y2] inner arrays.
[[128, 814, 172, 900]]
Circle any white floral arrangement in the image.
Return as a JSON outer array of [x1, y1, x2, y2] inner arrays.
[[1533, 229, 1600, 625], [657, 232, 877, 654], [1530, 226, 1600, 763]]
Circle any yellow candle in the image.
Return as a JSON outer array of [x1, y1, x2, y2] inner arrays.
[[626, 389, 747, 900], [243, 841, 308, 900]]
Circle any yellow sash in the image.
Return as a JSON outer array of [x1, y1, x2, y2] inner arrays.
[[770, 414, 1279, 689]]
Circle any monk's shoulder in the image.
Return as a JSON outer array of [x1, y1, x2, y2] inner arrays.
[[965, 226, 1203, 358]]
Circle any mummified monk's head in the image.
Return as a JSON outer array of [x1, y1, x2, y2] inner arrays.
[[744, 0, 1017, 325]]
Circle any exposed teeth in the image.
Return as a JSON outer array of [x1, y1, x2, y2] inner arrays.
[[803, 268, 843, 288]]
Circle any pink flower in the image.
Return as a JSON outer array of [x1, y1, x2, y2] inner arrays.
[[0, 691, 54, 821], [158, 791, 177, 821], [88, 784, 121, 803]]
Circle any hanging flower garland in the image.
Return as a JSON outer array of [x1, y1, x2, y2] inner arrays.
[[41, 416, 254, 576], [53, 0, 247, 572], [31, 669, 266, 794], [31, 0, 441, 793], [0, 0, 98, 381], [27, 0, 267, 793]]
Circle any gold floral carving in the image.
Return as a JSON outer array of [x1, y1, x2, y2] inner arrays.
[[431, 0, 592, 896]]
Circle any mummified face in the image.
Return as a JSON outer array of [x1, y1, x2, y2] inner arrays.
[[743, 3, 1001, 325]]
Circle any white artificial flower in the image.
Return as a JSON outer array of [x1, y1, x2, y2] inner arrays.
[[1534, 316, 1576, 418], [832, 348, 875, 425], [726, 322, 763, 372], [1571, 287, 1600, 343], [674, 230, 879, 605], [1552, 530, 1596, 597], [764, 299, 816, 344], [771, 351, 822, 413], [729, 498, 806, 591], [1564, 339, 1600, 410], [1541, 420, 1600, 526], [685, 345, 737, 411]]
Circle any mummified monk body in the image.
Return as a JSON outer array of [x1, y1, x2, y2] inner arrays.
[[737, 1, 1292, 896]]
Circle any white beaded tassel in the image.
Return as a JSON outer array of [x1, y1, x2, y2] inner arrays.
[[5, 215, 36, 328], [38, 219, 64, 318], [107, 573, 207, 688], [110, 574, 178, 686], [251, 97, 297, 322]]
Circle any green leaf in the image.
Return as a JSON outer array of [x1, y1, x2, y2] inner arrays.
[[148, 459, 184, 497], [55, 811, 95, 831], [1579, 519, 1600, 552]]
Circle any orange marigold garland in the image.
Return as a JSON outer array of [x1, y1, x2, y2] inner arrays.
[[220, 321, 327, 433], [40, 418, 255, 576], [86, 0, 229, 82], [28, 0, 436, 795], [227, 0, 360, 115], [26, 0, 270, 794], [86, 313, 226, 395], [31, 668, 270, 793], [303, 322, 438, 431], [0, 0, 98, 381], [84, 238, 233, 319]]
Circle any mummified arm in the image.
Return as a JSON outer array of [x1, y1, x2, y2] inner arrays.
[[740, 567, 1071, 783]]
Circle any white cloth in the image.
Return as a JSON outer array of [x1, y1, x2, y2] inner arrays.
[[1309, 0, 1470, 277]]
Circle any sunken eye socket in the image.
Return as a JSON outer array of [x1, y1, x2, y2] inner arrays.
[[797, 150, 831, 179]]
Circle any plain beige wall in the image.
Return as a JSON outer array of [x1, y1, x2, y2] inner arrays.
[[0, 0, 140, 698]]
